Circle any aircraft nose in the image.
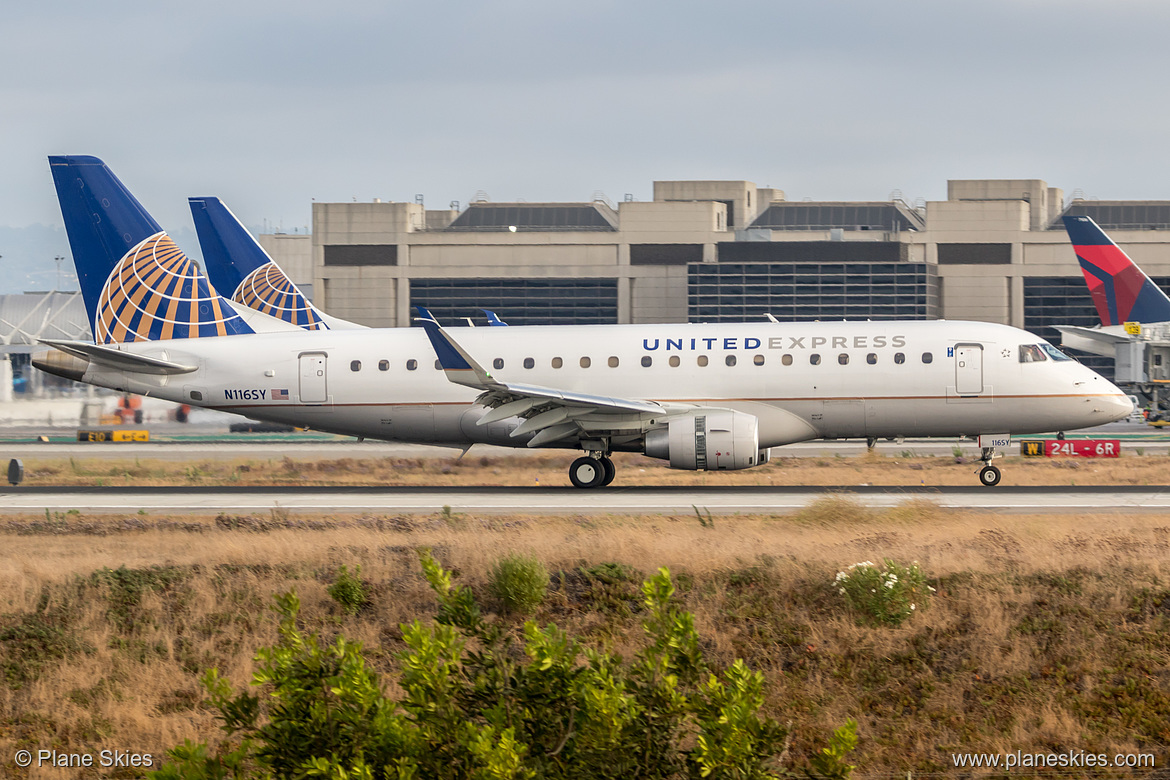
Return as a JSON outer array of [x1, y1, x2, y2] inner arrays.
[[1098, 383, 1133, 423]]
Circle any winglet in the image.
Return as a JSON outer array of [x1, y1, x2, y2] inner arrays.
[[414, 307, 498, 389], [481, 309, 508, 326]]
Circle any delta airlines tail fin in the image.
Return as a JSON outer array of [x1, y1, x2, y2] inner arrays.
[[1062, 215, 1170, 326], [189, 196, 353, 330], [49, 156, 255, 344]]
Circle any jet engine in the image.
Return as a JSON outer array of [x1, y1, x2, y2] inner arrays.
[[644, 410, 768, 470]]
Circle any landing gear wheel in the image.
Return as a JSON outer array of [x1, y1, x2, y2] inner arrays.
[[569, 456, 605, 488], [978, 465, 1002, 486], [599, 456, 616, 486]]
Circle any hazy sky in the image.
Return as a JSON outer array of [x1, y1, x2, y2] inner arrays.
[[5, 0, 1170, 243]]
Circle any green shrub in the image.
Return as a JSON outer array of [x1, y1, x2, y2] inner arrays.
[[1, 612, 91, 689], [489, 552, 549, 615], [149, 554, 856, 780], [89, 565, 189, 633], [327, 564, 367, 615], [834, 559, 933, 627]]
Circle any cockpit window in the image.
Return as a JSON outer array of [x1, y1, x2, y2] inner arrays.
[[1040, 343, 1073, 362], [1019, 344, 1047, 363]]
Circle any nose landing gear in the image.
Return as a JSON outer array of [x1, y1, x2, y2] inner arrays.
[[568, 454, 616, 488]]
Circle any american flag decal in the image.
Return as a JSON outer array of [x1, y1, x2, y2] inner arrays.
[[273, 389, 289, 400]]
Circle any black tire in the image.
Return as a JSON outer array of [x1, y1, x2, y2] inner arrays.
[[978, 465, 1002, 487], [599, 456, 616, 486], [569, 456, 604, 488]]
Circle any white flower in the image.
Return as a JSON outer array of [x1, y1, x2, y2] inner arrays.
[[838, 588, 846, 595], [910, 604, 916, 610]]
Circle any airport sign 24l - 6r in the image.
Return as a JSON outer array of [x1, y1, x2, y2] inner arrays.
[[1019, 439, 1119, 457]]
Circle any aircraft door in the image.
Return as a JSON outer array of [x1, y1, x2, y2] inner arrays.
[[954, 344, 983, 396], [299, 353, 328, 403]]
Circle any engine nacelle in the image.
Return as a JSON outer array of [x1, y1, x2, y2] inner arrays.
[[644, 410, 765, 471]]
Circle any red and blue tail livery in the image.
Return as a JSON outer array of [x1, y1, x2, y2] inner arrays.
[[1062, 215, 1170, 326], [49, 156, 253, 344]]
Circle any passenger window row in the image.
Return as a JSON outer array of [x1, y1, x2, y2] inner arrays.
[[349, 351, 935, 372]]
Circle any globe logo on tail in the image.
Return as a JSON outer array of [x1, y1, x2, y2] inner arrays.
[[95, 233, 252, 343], [233, 262, 327, 330]]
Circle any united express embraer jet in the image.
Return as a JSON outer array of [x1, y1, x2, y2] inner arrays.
[[35, 157, 1132, 487]]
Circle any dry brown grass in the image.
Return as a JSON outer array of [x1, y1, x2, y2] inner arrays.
[[18, 450, 1170, 488], [2, 506, 1170, 777]]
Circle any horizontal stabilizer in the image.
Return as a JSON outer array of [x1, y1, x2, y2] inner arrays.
[[39, 339, 197, 375]]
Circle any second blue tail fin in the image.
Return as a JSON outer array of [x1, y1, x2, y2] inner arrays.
[[190, 196, 329, 330]]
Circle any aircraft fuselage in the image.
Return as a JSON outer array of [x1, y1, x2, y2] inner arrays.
[[67, 319, 1130, 449]]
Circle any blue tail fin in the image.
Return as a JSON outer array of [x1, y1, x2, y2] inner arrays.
[[49, 156, 254, 343], [189, 196, 329, 330]]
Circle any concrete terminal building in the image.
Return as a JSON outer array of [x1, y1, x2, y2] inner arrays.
[[259, 178, 1170, 379]]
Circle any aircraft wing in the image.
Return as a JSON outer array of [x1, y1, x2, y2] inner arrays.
[[1053, 324, 1132, 358], [415, 309, 681, 446]]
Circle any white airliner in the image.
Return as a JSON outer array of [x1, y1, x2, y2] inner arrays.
[[34, 156, 1132, 487]]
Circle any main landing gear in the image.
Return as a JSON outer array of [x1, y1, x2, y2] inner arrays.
[[568, 454, 616, 488], [977, 446, 1002, 486]]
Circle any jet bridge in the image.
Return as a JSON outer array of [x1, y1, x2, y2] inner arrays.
[[1057, 321, 1170, 414]]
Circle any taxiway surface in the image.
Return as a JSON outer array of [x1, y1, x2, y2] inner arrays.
[[3, 485, 1170, 514]]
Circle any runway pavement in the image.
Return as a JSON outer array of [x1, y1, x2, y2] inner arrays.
[[3, 419, 1169, 460], [3, 485, 1170, 514]]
